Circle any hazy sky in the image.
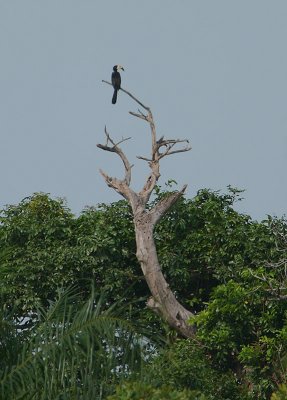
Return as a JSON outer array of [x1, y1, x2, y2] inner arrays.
[[1, 1, 286, 221]]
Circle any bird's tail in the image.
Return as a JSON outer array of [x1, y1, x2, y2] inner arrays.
[[112, 89, 117, 104]]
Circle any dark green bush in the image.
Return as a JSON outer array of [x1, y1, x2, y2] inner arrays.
[[144, 339, 247, 400], [106, 382, 206, 400], [271, 384, 287, 400]]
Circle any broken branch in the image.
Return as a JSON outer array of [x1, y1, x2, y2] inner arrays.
[[97, 126, 132, 187]]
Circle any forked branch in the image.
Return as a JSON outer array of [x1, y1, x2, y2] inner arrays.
[[96, 126, 133, 199]]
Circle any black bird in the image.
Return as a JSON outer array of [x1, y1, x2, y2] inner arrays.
[[111, 65, 124, 104]]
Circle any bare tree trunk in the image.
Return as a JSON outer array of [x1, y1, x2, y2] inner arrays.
[[97, 81, 195, 337]]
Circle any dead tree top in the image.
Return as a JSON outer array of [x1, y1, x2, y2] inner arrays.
[[98, 80, 191, 209]]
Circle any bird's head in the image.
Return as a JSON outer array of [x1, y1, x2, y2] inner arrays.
[[113, 65, 124, 72]]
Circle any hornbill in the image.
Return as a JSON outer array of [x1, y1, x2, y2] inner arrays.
[[111, 65, 124, 104]]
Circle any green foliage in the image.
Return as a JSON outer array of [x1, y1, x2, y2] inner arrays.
[[107, 382, 206, 400], [195, 281, 258, 365], [76, 201, 142, 301], [0, 285, 150, 400], [1, 188, 286, 399], [144, 339, 247, 400], [194, 275, 287, 398], [271, 385, 287, 400], [0, 304, 25, 372], [153, 187, 280, 311], [0, 194, 141, 317], [238, 328, 287, 399], [0, 193, 84, 313], [0, 188, 281, 319]]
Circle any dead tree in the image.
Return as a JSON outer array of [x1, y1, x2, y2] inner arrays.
[[97, 82, 195, 338]]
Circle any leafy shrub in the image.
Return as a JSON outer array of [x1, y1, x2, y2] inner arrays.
[[106, 382, 207, 400], [271, 385, 287, 400], [195, 277, 287, 399], [144, 339, 247, 400]]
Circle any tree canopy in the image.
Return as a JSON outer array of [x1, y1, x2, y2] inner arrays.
[[0, 188, 286, 399]]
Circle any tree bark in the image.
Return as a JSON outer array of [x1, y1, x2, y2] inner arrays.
[[134, 206, 195, 337]]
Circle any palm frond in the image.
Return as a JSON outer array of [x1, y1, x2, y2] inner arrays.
[[0, 285, 153, 400]]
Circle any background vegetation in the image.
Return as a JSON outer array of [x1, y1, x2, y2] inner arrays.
[[0, 187, 286, 399]]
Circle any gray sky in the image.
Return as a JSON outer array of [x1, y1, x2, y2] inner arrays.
[[1, 1, 286, 221]]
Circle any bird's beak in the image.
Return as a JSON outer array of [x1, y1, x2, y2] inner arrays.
[[121, 67, 125, 71]]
